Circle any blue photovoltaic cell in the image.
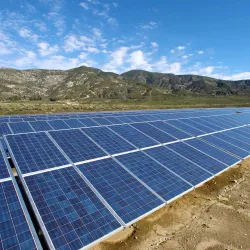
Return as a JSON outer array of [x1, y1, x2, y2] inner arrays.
[[49, 129, 107, 163], [24, 167, 121, 250], [105, 117, 124, 125], [126, 116, 144, 122], [232, 128, 250, 139], [9, 118, 23, 123], [48, 120, 70, 130], [180, 119, 215, 133], [166, 120, 204, 136], [146, 146, 212, 186], [22, 117, 36, 122], [109, 124, 158, 148], [223, 130, 250, 146], [149, 121, 190, 140], [91, 117, 112, 126], [0, 150, 9, 180], [131, 123, 177, 143], [6, 132, 69, 174], [0, 118, 9, 123], [0, 123, 12, 137], [116, 151, 192, 202], [77, 118, 99, 127], [192, 117, 225, 130], [9, 122, 34, 134], [185, 139, 240, 165], [77, 158, 163, 224], [215, 116, 242, 127], [168, 142, 227, 175], [112, 116, 133, 123], [29, 121, 53, 132], [213, 133, 250, 152], [82, 127, 136, 155], [63, 119, 84, 128], [201, 135, 249, 158], [0, 181, 37, 250]]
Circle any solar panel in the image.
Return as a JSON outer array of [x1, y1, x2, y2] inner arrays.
[[49, 129, 107, 164], [5, 132, 69, 174], [82, 127, 136, 155], [0, 150, 10, 180], [29, 121, 53, 132], [126, 116, 144, 122], [9, 122, 34, 134], [0, 123, 12, 137], [77, 158, 163, 224], [91, 117, 112, 125], [131, 122, 178, 144], [201, 135, 249, 159], [192, 117, 226, 130], [224, 130, 250, 145], [201, 116, 233, 129], [77, 118, 99, 127], [109, 124, 159, 148], [145, 146, 213, 186], [185, 138, 240, 165], [47, 120, 70, 130], [105, 117, 124, 125], [166, 120, 203, 136], [214, 133, 250, 151], [180, 119, 215, 133], [9, 118, 23, 123], [24, 167, 122, 249], [0, 181, 39, 250], [149, 121, 191, 140], [116, 151, 192, 202], [115, 116, 134, 123], [63, 119, 84, 128], [168, 142, 227, 175]]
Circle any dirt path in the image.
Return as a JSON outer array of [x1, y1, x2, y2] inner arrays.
[[91, 159, 250, 250]]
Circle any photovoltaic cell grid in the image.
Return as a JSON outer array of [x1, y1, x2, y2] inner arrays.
[[145, 146, 213, 186], [0, 123, 11, 137], [131, 123, 178, 143], [49, 129, 107, 163], [77, 158, 163, 224], [29, 121, 52, 132], [116, 151, 193, 202], [0, 150, 9, 180], [109, 124, 159, 148], [201, 135, 249, 159], [82, 127, 136, 155], [5, 132, 69, 174], [47, 120, 70, 130], [185, 139, 240, 166], [24, 167, 121, 250], [168, 142, 227, 175], [9, 122, 34, 134], [0, 181, 37, 250]]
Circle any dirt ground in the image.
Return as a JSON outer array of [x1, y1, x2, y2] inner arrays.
[[91, 159, 250, 250]]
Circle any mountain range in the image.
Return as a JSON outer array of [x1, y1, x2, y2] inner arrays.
[[0, 66, 250, 101]]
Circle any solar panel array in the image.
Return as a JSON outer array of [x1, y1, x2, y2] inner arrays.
[[1, 107, 250, 249]]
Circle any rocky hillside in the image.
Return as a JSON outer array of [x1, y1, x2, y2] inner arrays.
[[122, 70, 250, 95], [0, 67, 170, 100], [0, 66, 250, 101]]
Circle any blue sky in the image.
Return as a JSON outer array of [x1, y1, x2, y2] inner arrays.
[[0, 0, 249, 80]]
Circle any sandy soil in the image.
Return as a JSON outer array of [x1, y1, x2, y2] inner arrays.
[[91, 159, 250, 250]]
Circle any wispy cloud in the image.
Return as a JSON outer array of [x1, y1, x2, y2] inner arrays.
[[18, 28, 38, 41], [79, 2, 89, 10], [141, 21, 158, 30], [38, 42, 59, 56]]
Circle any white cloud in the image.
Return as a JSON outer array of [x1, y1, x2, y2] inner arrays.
[[128, 50, 152, 70], [170, 49, 175, 54], [79, 2, 89, 10], [0, 42, 12, 55], [197, 50, 204, 54], [108, 18, 118, 26], [152, 56, 181, 74], [103, 46, 129, 72], [177, 46, 185, 50], [34, 21, 47, 32], [37, 42, 59, 56], [151, 42, 158, 48], [18, 28, 38, 41], [182, 54, 193, 59], [220, 72, 250, 81], [92, 28, 102, 40], [113, 2, 118, 7], [141, 21, 158, 30]]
